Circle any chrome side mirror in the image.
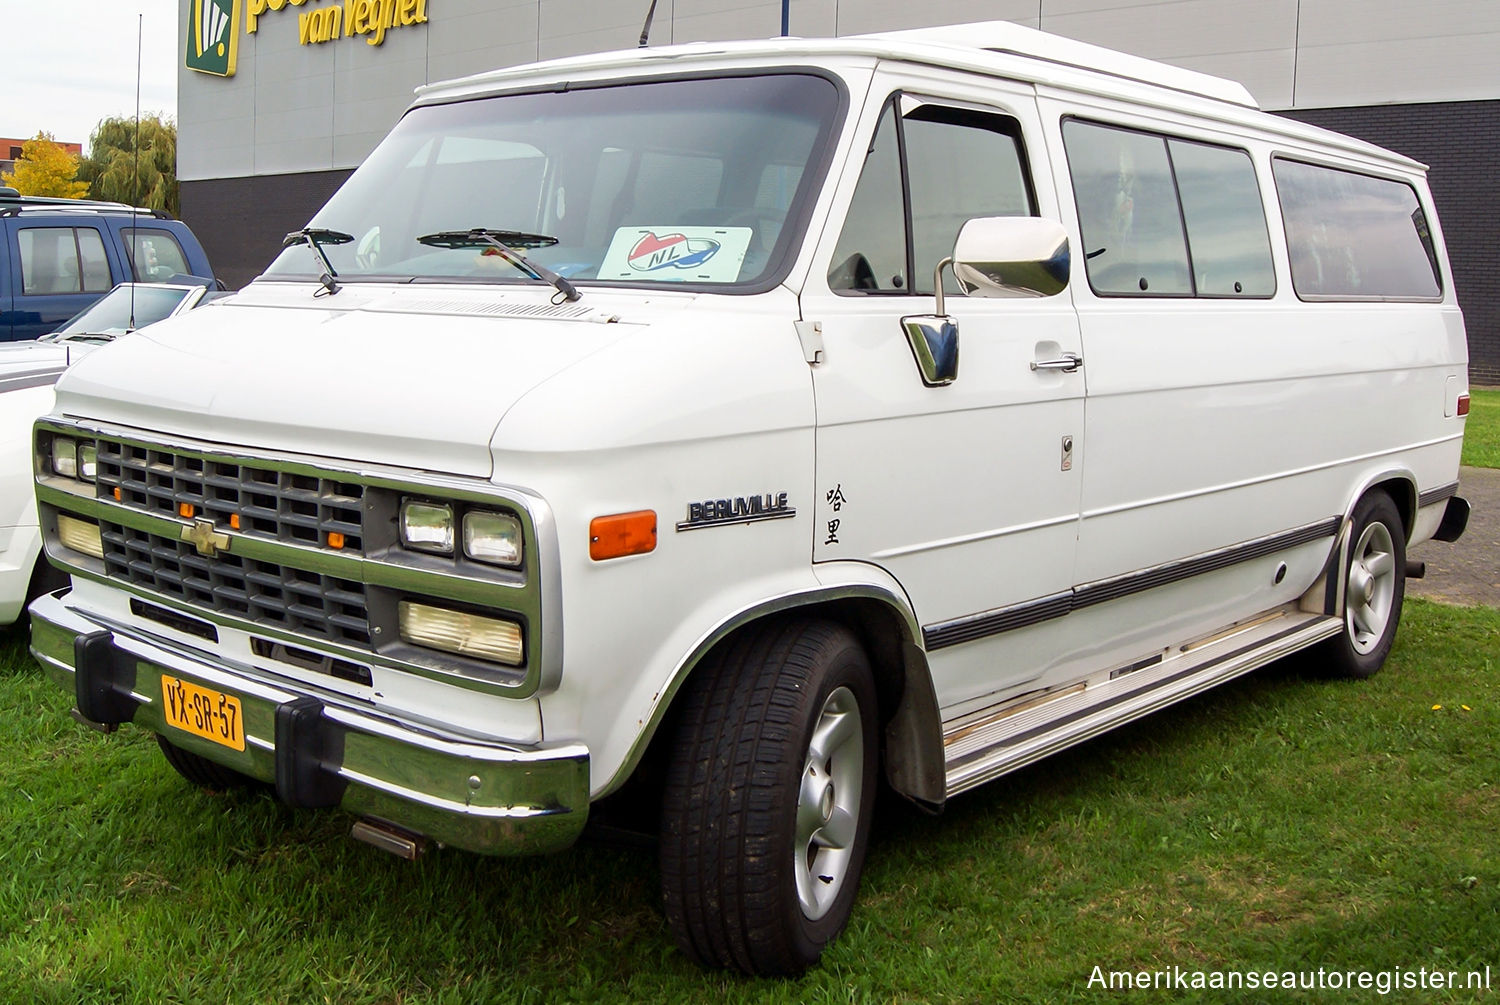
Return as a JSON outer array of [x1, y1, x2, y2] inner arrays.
[[952, 216, 1070, 298]]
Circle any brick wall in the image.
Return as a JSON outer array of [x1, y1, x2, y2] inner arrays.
[[1279, 101, 1500, 385]]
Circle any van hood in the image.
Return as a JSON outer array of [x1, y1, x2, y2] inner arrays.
[[51, 285, 640, 477]]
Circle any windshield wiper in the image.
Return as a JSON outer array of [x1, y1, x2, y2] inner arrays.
[[417, 228, 580, 303], [283, 227, 353, 295]]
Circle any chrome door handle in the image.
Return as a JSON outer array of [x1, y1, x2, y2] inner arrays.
[[1030, 352, 1083, 373]]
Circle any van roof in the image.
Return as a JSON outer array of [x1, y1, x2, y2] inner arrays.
[[415, 20, 1255, 109], [412, 21, 1423, 173]]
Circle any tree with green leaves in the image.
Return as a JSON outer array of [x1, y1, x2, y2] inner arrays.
[[1, 133, 90, 199], [78, 115, 179, 217]]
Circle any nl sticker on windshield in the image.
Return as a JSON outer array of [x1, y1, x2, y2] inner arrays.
[[599, 227, 753, 283]]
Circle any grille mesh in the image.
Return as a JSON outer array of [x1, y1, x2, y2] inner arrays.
[[95, 439, 364, 551], [100, 521, 371, 646]]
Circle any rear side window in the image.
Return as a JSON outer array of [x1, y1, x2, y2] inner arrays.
[[1168, 140, 1275, 297], [18, 227, 112, 295], [1064, 121, 1191, 296], [1272, 159, 1442, 300], [1064, 120, 1275, 299], [123, 228, 192, 281]]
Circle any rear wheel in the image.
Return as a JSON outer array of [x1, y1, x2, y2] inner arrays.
[[156, 734, 259, 792], [660, 619, 877, 976], [1318, 492, 1406, 678]]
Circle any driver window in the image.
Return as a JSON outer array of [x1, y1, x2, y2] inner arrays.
[[829, 99, 1036, 295], [829, 104, 905, 292]]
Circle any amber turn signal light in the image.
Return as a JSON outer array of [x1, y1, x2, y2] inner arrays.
[[590, 510, 657, 561]]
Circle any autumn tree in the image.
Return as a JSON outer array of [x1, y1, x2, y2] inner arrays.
[[78, 115, 179, 217], [1, 133, 90, 199]]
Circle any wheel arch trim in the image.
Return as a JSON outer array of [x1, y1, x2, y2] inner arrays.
[[596, 582, 946, 807]]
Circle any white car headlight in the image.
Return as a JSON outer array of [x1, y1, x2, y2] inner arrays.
[[463, 510, 523, 568], [50, 437, 78, 479], [78, 442, 98, 482], [399, 499, 454, 554]]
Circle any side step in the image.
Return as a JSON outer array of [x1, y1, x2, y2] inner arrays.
[[943, 608, 1341, 796]]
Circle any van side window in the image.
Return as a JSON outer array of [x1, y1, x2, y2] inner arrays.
[[829, 104, 906, 292], [830, 100, 1036, 295], [1272, 158, 1442, 300], [123, 228, 192, 281], [904, 107, 1034, 294], [1063, 120, 1191, 296], [1167, 139, 1275, 297], [17, 227, 112, 296]]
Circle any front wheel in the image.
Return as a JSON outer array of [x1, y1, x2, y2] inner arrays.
[[1318, 492, 1406, 678], [659, 619, 878, 976]]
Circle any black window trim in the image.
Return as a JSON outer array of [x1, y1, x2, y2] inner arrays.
[[1061, 114, 1278, 302], [1269, 152, 1444, 304]]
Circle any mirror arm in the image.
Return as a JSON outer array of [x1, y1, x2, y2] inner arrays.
[[933, 256, 954, 316]]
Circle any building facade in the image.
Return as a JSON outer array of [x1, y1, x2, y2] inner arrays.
[[175, 0, 1500, 380]]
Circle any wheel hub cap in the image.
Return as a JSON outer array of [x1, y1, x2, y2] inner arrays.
[[793, 686, 864, 921]]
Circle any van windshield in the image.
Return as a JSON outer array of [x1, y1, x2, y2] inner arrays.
[[263, 73, 842, 291]]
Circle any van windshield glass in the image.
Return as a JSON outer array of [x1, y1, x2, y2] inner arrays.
[[262, 74, 842, 291]]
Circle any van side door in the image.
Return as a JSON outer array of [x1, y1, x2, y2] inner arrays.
[[1040, 103, 1341, 657], [801, 73, 1086, 713]]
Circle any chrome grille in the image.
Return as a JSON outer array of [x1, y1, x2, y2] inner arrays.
[[94, 438, 364, 551], [99, 521, 372, 646]]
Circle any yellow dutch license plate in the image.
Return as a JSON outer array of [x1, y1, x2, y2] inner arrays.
[[160, 675, 245, 752]]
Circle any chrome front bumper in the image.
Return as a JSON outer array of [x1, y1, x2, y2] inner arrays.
[[29, 593, 589, 856]]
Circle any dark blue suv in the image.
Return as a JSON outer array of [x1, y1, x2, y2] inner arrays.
[[0, 188, 215, 340]]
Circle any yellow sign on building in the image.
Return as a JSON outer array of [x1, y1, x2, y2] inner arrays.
[[246, 0, 429, 47]]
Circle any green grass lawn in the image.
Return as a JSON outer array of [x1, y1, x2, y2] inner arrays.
[[1462, 388, 1499, 469], [3, 600, 1498, 1003]]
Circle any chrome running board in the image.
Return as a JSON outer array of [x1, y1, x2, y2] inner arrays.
[[943, 607, 1341, 796]]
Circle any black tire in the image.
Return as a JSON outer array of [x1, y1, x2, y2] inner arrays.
[[156, 734, 259, 792], [1317, 492, 1407, 678], [659, 619, 878, 976]]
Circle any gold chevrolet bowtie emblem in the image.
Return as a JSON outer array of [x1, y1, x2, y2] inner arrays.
[[181, 517, 230, 558]]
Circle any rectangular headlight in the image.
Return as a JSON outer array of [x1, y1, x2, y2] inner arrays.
[[400, 499, 454, 554], [78, 442, 97, 482], [398, 601, 523, 666], [463, 510, 523, 568], [57, 514, 104, 559], [50, 436, 78, 479]]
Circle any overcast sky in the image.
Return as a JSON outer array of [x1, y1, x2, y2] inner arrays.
[[3, 1, 179, 148]]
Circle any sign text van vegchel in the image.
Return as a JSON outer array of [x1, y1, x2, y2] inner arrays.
[[247, 0, 428, 47]]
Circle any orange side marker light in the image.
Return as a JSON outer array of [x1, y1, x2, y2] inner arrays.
[[230, 514, 241, 530], [327, 531, 346, 550], [178, 502, 196, 519], [589, 510, 657, 561]]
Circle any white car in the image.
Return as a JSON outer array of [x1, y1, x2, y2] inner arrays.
[[0, 282, 224, 623], [29, 23, 1469, 975]]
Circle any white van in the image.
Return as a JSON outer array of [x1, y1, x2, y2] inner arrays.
[[30, 22, 1469, 975]]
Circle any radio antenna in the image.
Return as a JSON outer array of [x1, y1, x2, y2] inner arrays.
[[129, 12, 142, 331], [638, 0, 659, 47]]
